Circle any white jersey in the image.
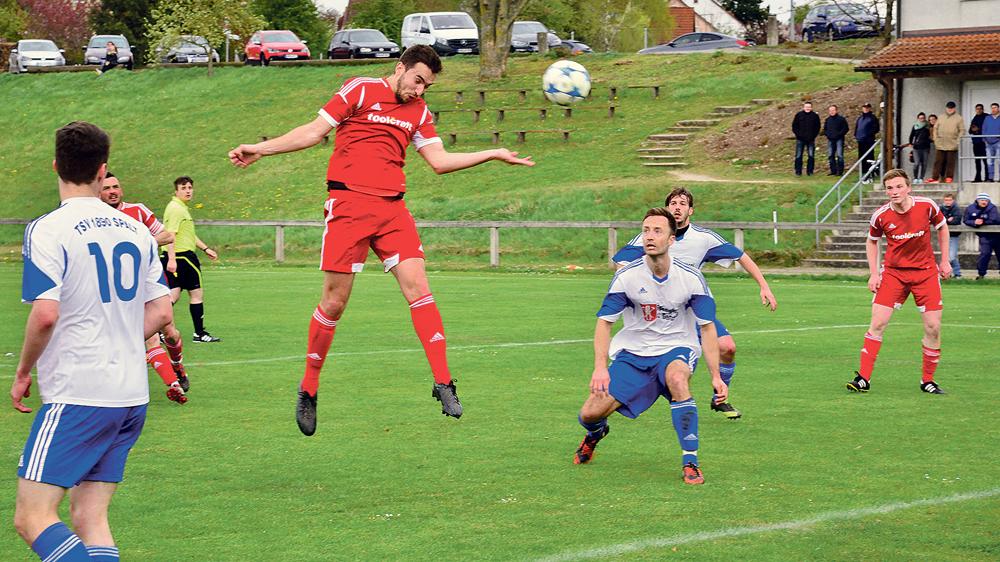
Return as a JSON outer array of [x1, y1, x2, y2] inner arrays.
[[598, 256, 716, 359], [616, 224, 745, 268], [22, 197, 170, 407]]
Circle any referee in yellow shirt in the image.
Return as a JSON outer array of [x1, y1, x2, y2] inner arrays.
[[163, 176, 221, 342]]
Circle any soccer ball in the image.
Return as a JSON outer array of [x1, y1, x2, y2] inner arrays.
[[542, 60, 591, 105]]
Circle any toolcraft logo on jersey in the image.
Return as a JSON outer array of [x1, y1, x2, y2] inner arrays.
[[889, 230, 925, 240], [367, 113, 413, 131]]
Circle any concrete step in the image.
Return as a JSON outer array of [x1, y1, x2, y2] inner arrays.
[[668, 125, 707, 132], [712, 105, 752, 114], [801, 258, 868, 268], [642, 162, 689, 167], [706, 112, 735, 118], [676, 119, 720, 126], [822, 242, 869, 251], [750, 98, 774, 105], [827, 235, 869, 244], [817, 250, 870, 259], [636, 147, 683, 153], [638, 155, 685, 161], [647, 133, 690, 141]]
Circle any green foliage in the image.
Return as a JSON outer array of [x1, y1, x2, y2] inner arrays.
[[564, 0, 672, 52], [146, 0, 265, 69], [520, 0, 577, 37], [252, 0, 329, 56], [90, 0, 155, 63], [0, 0, 28, 41], [720, 0, 769, 24], [347, 0, 414, 44]]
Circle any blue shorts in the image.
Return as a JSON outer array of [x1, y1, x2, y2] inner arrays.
[[696, 318, 730, 338], [609, 348, 698, 419], [18, 403, 147, 488]]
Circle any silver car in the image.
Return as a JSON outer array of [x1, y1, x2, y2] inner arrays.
[[84, 35, 134, 69], [158, 35, 221, 64], [638, 32, 751, 54], [8, 39, 65, 73]]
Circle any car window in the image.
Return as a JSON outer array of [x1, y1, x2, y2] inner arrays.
[[20, 41, 58, 51], [833, 4, 871, 16], [673, 33, 700, 45], [429, 14, 475, 30], [89, 36, 128, 49], [420, 17, 431, 32], [251, 32, 260, 43], [350, 31, 387, 42], [700, 34, 723, 42], [513, 22, 546, 34], [262, 31, 299, 43]]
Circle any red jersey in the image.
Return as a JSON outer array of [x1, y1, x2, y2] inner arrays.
[[868, 196, 945, 270], [116, 201, 165, 236], [318, 77, 440, 197]]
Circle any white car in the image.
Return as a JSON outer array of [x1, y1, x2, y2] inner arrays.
[[401, 12, 479, 55], [8, 39, 65, 74]]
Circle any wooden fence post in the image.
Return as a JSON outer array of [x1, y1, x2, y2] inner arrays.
[[607, 228, 618, 268], [490, 227, 500, 267], [734, 228, 744, 272], [275, 225, 285, 263]]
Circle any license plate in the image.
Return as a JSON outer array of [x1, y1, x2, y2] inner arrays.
[[375, 52, 390, 58], [286, 54, 298, 59], [457, 48, 472, 53], [191, 56, 208, 62]]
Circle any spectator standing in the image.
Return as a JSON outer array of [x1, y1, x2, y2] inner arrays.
[[907, 112, 932, 183], [97, 41, 118, 75], [791, 101, 821, 176], [963, 193, 1000, 279], [823, 104, 849, 176], [940, 194, 963, 278], [162, 176, 221, 343], [854, 103, 879, 180], [970, 104, 987, 182], [928, 101, 963, 183], [982, 103, 1000, 182]]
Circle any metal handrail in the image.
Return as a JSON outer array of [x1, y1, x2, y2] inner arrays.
[[814, 139, 882, 245]]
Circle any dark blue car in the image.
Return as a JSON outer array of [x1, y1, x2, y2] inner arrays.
[[803, 3, 883, 42]]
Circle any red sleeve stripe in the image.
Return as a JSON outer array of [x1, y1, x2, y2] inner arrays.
[[869, 203, 892, 228]]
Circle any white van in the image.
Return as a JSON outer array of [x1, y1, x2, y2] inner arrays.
[[401, 12, 479, 55]]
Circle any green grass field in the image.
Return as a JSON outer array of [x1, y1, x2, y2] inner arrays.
[[1, 264, 997, 560]]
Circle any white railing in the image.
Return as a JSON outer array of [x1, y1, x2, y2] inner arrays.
[[814, 139, 883, 245]]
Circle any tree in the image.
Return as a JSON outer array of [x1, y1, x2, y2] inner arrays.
[[253, 0, 329, 58], [347, 0, 414, 44], [146, 0, 265, 76], [563, 0, 672, 52], [478, 0, 531, 81], [18, 0, 97, 64], [90, 0, 155, 64], [0, 0, 28, 42], [720, 0, 768, 42]]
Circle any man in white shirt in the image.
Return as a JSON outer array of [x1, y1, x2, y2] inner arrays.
[[572, 208, 727, 485], [11, 122, 173, 562]]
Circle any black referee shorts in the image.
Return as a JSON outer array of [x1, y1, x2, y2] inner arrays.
[[161, 250, 202, 290]]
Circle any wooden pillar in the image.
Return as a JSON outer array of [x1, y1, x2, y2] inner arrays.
[[274, 225, 285, 263], [733, 228, 744, 272], [607, 228, 618, 268], [877, 76, 894, 173], [490, 227, 500, 267]]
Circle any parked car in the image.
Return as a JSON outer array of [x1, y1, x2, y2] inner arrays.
[[84, 35, 134, 69], [8, 39, 65, 73], [401, 12, 478, 55], [158, 35, 220, 64], [637, 32, 751, 54], [559, 39, 593, 55], [244, 30, 310, 65], [803, 3, 883, 42], [327, 29, 400, 59], [510, 21, 562, 53]]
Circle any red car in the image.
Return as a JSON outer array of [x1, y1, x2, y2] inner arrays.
[[244, 30, 310, 65]]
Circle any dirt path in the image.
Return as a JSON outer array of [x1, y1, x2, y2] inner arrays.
[[668, 171, 795, 184]]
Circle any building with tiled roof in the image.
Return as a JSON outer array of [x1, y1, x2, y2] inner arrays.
[[855, 1, 1000, 190]]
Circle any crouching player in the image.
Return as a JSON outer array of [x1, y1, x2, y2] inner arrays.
[[572, 208, 727, 485]]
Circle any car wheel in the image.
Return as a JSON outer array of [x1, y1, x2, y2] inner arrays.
[[827, 26, 835, 41], [261, 55, 269, 66], [125, 61, 133, 70], [805, 29, 814, 43]]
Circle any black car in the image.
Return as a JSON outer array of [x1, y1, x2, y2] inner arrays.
[[328, 29, 400, 59], [158, 35, 221, 64], [510, 21, 562, 53], [803, 3, 883, 42], [559, 39, 593, 55]]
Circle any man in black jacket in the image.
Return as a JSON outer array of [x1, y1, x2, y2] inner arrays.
[[969, 103, 987, 182], [792, 101, 821, 176], [855, 103, 880, 179], [823, 104, 849, 175], [940, 193, 963, 278]]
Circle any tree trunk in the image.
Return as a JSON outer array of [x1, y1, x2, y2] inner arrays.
[[478, 0, 530, 81], [881, 0, 894, 47]]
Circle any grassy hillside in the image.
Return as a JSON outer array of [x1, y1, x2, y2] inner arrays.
[[0, 52, 868, 267]]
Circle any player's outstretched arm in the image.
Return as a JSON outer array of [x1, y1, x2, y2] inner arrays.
[[865, 238, 881, 292], [144, 295, 173, 340], [590, 319, 613, 397], [417, 143, 534, 175], [737, 253, 777, 311], [11, 300, 60, 413], [698, 321, 727, 405], [937, 223, 952, 279], [229, 116, 333, 168]]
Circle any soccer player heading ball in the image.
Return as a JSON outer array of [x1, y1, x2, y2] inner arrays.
[[573, 208, 727, 485], [228, 45, 534, 435], [848, 168, 952, 395]]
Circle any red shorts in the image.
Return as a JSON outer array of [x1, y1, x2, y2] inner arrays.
[[873, 267, 942, 312], [320, 190, 424, 273]]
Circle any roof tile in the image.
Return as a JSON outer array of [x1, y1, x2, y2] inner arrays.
[[857, 33, 1000, 70]]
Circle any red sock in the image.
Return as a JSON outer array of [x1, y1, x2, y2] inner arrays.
[[165, 337, 184, 364], [147, 347, 178, 386], [921, 345, 940, 383], [301, 306, 338, 397], [408, 294, 451, 384], [858, 332, 882, 380]]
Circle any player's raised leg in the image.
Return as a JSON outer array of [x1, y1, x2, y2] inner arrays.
[[145, 340, 186, 404], [69, 481, 119, 561], [161, 322, 189, 392], [574, 393, 618, 465], [664, 358, 703, 485], [710, 323, 741, 419], [297, 271, 354, 436], [849, 303, 894, 392], [392, 257, 462, 418]]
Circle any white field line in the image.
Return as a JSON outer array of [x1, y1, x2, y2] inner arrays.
[[536, 487, 1000, 562], [0, 323, 996, 372]]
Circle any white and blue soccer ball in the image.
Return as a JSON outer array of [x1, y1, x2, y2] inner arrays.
[[542, 60, 591, 105]]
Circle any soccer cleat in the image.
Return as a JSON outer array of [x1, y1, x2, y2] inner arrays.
[[166, 382, 188, 404], [173, 363, 190, 392], [682, 463, 704, 485], [192, 331, 221, 343], [921, 381, 946, 394], [573, 425, 609, 465], [432, 381, 463, 418], [711, 402, 742, 419], [296, 389, 317, 436], [846, 373, 870, 393]]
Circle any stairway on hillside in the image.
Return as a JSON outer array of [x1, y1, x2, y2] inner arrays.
[[637, 99, 774, 168], [803, 186, 975, 269]]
